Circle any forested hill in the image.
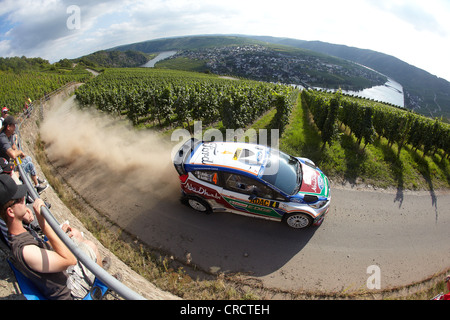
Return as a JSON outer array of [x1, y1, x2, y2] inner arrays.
[[110, 35, 265, 52], [248, 36, 450, 120], [108, 35, 388, 91], [81, 34, 450, 120], [72, 50, 150, 68]]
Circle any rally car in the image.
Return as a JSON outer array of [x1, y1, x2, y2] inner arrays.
[[173, 138, 331, 229]]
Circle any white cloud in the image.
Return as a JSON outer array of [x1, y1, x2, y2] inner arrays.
[[0, 0, 449, 81]]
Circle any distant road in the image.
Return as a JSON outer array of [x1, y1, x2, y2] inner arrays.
[[85, 68, 100, 76]]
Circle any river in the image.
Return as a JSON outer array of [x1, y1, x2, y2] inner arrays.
[[307, 78, 405, 108], [141, 51, 177, 67], [340, 78, 405, 108]]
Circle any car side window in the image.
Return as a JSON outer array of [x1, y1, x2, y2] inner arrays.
[[224, 173, 273, 199], [193, 171, 220, 186], [272, 190, 288, 202]]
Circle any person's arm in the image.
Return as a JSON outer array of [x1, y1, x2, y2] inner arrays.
[[23, 199, 77, 273], [6, 147, 24, 159]]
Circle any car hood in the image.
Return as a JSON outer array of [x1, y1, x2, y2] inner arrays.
[[298, 161, 329, 198]]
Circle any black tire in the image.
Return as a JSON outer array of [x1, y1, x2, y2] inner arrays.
[[184, 196, 212, 214], [283, 213, 313, 229]]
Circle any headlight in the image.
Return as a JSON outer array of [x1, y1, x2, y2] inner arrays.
[[309, 200, 328, 209]]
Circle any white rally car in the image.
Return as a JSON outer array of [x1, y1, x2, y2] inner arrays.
[[173, 138, 331, 229]]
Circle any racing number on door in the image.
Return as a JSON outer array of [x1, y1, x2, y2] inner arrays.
[[194, 171, 219, 185]]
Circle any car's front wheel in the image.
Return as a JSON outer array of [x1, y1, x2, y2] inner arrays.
[[185, 196, 212, 214], [284, 213, 313, 229]]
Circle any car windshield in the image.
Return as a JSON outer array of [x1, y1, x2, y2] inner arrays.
[[261, 149, 302, 195]]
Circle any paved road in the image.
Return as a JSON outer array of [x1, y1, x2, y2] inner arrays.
[[41, 97, 450, 294]]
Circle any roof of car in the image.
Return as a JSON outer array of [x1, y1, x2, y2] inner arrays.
[[187, 141, 270, 176]]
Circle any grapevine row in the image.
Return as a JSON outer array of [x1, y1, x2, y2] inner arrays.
[[302, 89, 450, 159], [75, 68, 296, 131], [0, 70, 91, 114]]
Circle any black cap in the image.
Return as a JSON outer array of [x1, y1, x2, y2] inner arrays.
[[0, 175, 27, 206]]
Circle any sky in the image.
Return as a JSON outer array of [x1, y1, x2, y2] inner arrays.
[[1, 0, 450, 82]]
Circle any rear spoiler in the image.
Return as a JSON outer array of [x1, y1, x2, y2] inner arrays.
[[173, 138, 202, 175]]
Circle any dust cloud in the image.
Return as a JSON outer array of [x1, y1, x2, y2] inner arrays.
[[40, 97, 181, 202]]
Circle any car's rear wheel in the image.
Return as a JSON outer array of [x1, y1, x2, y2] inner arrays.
[[284, 213, 313, 229], [186, 196, 212, 214]]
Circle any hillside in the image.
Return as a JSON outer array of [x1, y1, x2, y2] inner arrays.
[[77, 34, 450, 120], [73, 50, 151, 68], [110, 35, 387, 91], [110, 35, 264, 52], [248, 36, 450, 120]]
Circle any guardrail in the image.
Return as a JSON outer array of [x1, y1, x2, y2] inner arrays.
[[15, 83, 146, 300]]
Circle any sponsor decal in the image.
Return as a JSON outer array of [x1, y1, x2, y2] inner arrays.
[[185, 182, 221, 200], [201, 143, 217, 164], [224, 197, 282, 218], [256, 151, 263, 162], [233, 148, 242, 160], [300, 165, 326, 195], [249, 198, 280, 208], [317, 175, 324, 191]]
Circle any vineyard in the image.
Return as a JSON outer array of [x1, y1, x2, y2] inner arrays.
[[0, 69, 91, 114], [2, 62, 447, 189], [74, 68, 296, 132], [301, 90, 450, 160], [73, 67, 450, 188]]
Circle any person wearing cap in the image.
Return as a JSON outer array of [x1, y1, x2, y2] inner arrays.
[[0, 174, 109, 299], [0, 157, 51, 245], [0, 174, 75, 299], [0, 157, 28, 244], [0, 107, 8, 128], [0, 115, 47, 193]]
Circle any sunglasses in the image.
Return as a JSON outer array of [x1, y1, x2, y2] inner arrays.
[[8, 197, 25, 208]]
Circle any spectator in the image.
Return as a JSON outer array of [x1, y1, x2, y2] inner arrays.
[[0, 157, 49, 245], [0, 107, 8, 128], [0, 174, 110, 300], [0, 116, 47, 193], [0, 157, 21, 184], [0, 157, 28, 245], [23, 98, 31, 119], [441, 275, 450, 300]]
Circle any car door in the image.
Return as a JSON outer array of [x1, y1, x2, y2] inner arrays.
[[220, 172, 287, 220]]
